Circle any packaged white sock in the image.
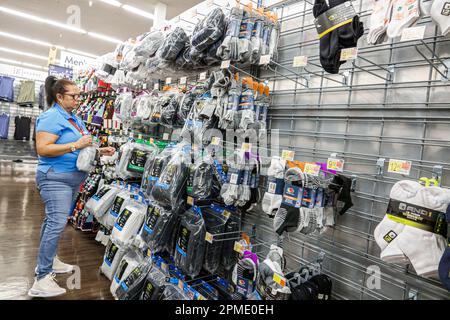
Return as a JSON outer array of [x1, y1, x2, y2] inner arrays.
[[368, 0, 393, 44], [394, 187, 449, 277], [386, 0, 421, 38], [262, 193, 283, 217], [431, 0, 450, 36]]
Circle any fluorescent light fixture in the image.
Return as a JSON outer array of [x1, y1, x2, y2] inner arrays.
[[100, 0, 122, 7], [0, 57, 47, 70], [88, 32, 122, 44], [0, 47, 48, 61], [0, 6, 87, 34], [0, 31, 98, 59], [66, 48, 98, 59], [122, 5, 154, 20]]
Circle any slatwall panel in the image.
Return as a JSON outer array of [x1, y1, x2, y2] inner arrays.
[[243, 0, 450, 300]]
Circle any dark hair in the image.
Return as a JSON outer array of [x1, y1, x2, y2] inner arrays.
[[44, 76, 76, 106]]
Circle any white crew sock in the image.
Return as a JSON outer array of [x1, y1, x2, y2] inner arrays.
[[431, 0, 450, 36], [395, 187, 450, 277], [386, 0, 421, 38], [262, 193, 283, 217], [368, 0, 393, 44]]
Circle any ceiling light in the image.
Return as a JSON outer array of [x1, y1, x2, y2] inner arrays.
[[122, 5, 154, 20], [0, 6, 87, 34], [100, 0, 122, 7], [0, 57, 47, 70], [0, 47, 48, 61], [87, 32, 122, 44], [0, 31, 98, 59]]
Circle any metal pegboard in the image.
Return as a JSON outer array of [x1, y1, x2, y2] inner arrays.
[[256, 0, 450, 300]]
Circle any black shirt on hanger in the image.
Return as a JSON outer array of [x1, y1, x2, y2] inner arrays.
[[14, 116, 31, 141]]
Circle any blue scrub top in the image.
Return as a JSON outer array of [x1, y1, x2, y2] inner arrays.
[[36, 103, 89, 173]]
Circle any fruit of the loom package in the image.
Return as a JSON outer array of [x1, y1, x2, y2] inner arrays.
[[313, 0, 364, 74]]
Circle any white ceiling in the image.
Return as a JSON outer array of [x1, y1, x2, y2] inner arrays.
[[0, 0, 204, 70]]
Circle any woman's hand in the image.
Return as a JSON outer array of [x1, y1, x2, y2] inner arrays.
[[99, 146, 116, 156], [75, 135, 93, 149]]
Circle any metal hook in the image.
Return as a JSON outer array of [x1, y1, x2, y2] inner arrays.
[[414, 40, 449, 81]]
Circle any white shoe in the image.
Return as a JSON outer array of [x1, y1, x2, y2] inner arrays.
[[28, 273, 66, 298], [34, 256, 74, 275], [52, 256, 74, 274]]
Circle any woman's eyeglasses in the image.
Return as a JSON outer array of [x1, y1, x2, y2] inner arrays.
[[64, 93, 81, 100]]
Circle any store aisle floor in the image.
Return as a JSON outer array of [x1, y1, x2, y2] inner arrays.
[[0, 162, 112, 300]]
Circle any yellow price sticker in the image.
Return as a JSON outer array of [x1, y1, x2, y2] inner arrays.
[[327, 158, 344, 172], [340, 47, 358, 61], [223, 210, 231, 219], [205, 232, 214, 244], [388, 159, 412, 175], [197, 295, 207, 300], [211, 137, 221, 146], [241, 143, 252, 152], [161, 262, 168, 273], [292, 55, 308, 67], [178, 280, 184, 291], [281, 150, 295, 161], [304, 163, 321, 176], [187, 196, 194, 206], [234, 241, 244, 254], [273, 273, 287, 287]]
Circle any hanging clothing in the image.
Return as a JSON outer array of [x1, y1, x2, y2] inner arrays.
[[0, 76, 15, 102], [14, 116, 31, 141], [17, 80, 36, 106], [38, 84, 45, 110], [0, 113, 10, 139]]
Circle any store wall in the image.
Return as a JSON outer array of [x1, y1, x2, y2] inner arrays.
[[247, 0, 450, 300]]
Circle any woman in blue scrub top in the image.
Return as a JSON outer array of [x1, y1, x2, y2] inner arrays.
[[28, 76, 115, 298]]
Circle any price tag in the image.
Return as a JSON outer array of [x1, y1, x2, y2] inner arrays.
[[163, 133, 170, 140], [211, 137, 221, 146], [178, 280, 184, 290], [223, 210, 231, 219], [273, 273, 287, 287], [340, 47, 358, 61], [259, 55, 271, 65], [205, 232, 214, 244], [281, 149, 295, 161], [304, 163, 321, 176], [199, 72, 207, 80], [388, 159, 412, 175], [180, 77, 187, 85], [241, 143, 252, 152], [234, 241, 244, 254], [154, 83, 159, 90], [187, 196, 194, 206], [327, 158, 345, 172], [166, 77, 172, 84], [221, 60, 231, 69], [268, 182, 277, 194], [292, 55, 308, 67], [230, 173, 238, 184], [138, 134, 143, 140], [197, 295, 207, 300], [161, 262, 168, 273], [401, 25, 426, 42]]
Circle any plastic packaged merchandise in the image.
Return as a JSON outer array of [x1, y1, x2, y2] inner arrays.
[[100, 240, 128, 281], [202, 207, 228, 274], [111, 198, 147, 247], [159, 94, 180, 128], [217, 7, 244, 61], [115, 257, 153, 300], [141, 145, 175, 198], [110, 250, 142, 299], [85, 184, 121, 225], [141, 202, 185, 253], [160, 281, 190, 300], [174, 207, 206, 278], [221, 213, 241, 272], [105, 188, 134, 229], [134, 31, 165, 58], [116, 140, 159, 179], [139, 267, 167, 300], [150, 146, 189, 209], [158, 27, 189, 61], [190, 8, 226, 57], [232, 251, 259, 297], [238, 8, 255, 63], [175, 92, 196, 127], [188, 156, 221, 200], [76, 144, 98, 173], [113, 92, 134, 122]]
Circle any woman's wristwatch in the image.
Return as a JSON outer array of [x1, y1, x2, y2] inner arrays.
[[70, 143, 77, 152]]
